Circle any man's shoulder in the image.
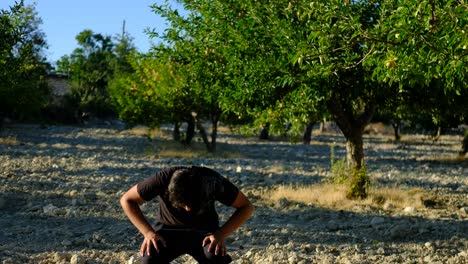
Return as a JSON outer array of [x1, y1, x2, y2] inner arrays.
[[158, 165, 188, 177], [190, 165, 220, 176]]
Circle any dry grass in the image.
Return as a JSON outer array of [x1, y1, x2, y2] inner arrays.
[[0, 136, 20, 146], [152, 140, 208, 159], [146, 140, 243, 159], [217, 125, 233, 134], [127, 125, 169, 139], [267, 183, 427, 211]]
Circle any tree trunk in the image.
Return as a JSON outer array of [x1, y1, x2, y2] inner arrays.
[[432, 126, 442, 141], [346, 131, 364, 169], [210, 118, 218, 152], [173, 122, 180, 142], [196, 120, 211, 151], [391, 121, 401, 141], [192, 112, 218, 152], [259, 122, 270, 140], [460, 129, 468, 156], [327, 94, 375, 199], [184, 115, 195, 145], [319, 122, 325, 133], [302, 122, 315, 145]]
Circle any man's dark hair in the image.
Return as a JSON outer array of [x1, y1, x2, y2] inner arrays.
[[168, 168, 203, 211]]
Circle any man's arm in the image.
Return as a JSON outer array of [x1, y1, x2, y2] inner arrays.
[[120, 185, 166, 255], [203, 191, 254, 255]]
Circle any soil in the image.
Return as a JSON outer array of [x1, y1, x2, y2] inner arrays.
[[0, 123, 467, 264]]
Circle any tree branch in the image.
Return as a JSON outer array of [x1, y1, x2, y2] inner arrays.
[[337, 45, 375, 71]]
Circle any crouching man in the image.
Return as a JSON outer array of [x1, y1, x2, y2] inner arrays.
[[120, 166, 254, 264]]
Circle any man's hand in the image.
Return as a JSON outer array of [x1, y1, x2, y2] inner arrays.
[[140, 230, 166, 256], [202, 232, 226, 256], [121, 185, 167, 256]]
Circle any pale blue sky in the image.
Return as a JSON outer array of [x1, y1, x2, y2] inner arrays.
[[0, 1, 175, 63]]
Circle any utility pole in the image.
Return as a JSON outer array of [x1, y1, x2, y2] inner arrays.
[[121, 20, 126, 40]]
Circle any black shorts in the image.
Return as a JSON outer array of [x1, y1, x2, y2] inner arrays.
[[140, 228, 232, 264]]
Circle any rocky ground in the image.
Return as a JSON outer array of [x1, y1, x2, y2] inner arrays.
[[0, 123, 467, 264]]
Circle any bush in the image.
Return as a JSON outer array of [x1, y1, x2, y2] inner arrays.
[[328, 144, 370, 199]]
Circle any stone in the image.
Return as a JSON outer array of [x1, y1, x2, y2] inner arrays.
[[377, 247, 385, 254], [460, 207, 468, 214], [288, 255, 298, 264], [389, 224, 410, 239], [54, 252, 71, 261], [425, 242, 432, 248], [127, 256, 136, 264], [370, 217, 386, 227], [61, 240, 72, 247], [70, 254, 86, 264], [403, 207, 416, 214], [43, 204, 66, 216]]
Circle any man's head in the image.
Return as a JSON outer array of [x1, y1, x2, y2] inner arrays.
[[168, 168, 203, 212]]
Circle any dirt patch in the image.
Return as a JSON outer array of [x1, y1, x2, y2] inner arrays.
[[1, 124, 467, 263]]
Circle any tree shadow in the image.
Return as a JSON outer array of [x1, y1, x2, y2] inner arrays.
[[232, 201, 467, 254], [0, 189, 138, 259]]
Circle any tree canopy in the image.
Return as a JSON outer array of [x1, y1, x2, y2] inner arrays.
[[138, 0, 467, 198], [57, 26, 137, 119], [0, 1, 50, 123]]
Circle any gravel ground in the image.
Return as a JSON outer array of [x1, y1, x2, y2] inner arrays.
[[0, 123, 467, 264]]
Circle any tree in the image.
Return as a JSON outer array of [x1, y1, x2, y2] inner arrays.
[[108, 51, 185, 128], [0, 1, 50, 125], [367, 0, 467, 147], [113, 20, 136, 75], [153, 0, 467, 198], [144, 3, 240, 152], [161, 0, 380, 197], [58, 30, 116, 118]]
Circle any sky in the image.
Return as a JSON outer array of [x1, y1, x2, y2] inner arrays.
[[0, 0, 172, 63]]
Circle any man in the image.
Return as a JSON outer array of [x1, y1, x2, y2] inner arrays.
[[120, 165, 254, 264]]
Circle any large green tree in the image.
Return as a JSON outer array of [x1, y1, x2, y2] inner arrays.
[[0, 1, 50, 124], [151, 0, 466, 198]]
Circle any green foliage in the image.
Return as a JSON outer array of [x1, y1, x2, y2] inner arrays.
[[126, 0, 465, 193], [57, 27, 137, 119], [368, 0, 468, 90], [347, 165, 370, 199], [328, 144, 348, 184], [136, 0, 466, 191], [328, 144, 370, 199], [62, 30, 116, 117], [107, 52, 185, 127], [0, 1, 50, 122]]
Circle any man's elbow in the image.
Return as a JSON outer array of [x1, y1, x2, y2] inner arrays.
[[120, 193, 134, 209], [120, 195, 128, 209], [243, 200, 254, 217]]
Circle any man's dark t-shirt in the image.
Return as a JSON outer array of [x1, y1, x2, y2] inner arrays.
[[137, 166, 239, 232]]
